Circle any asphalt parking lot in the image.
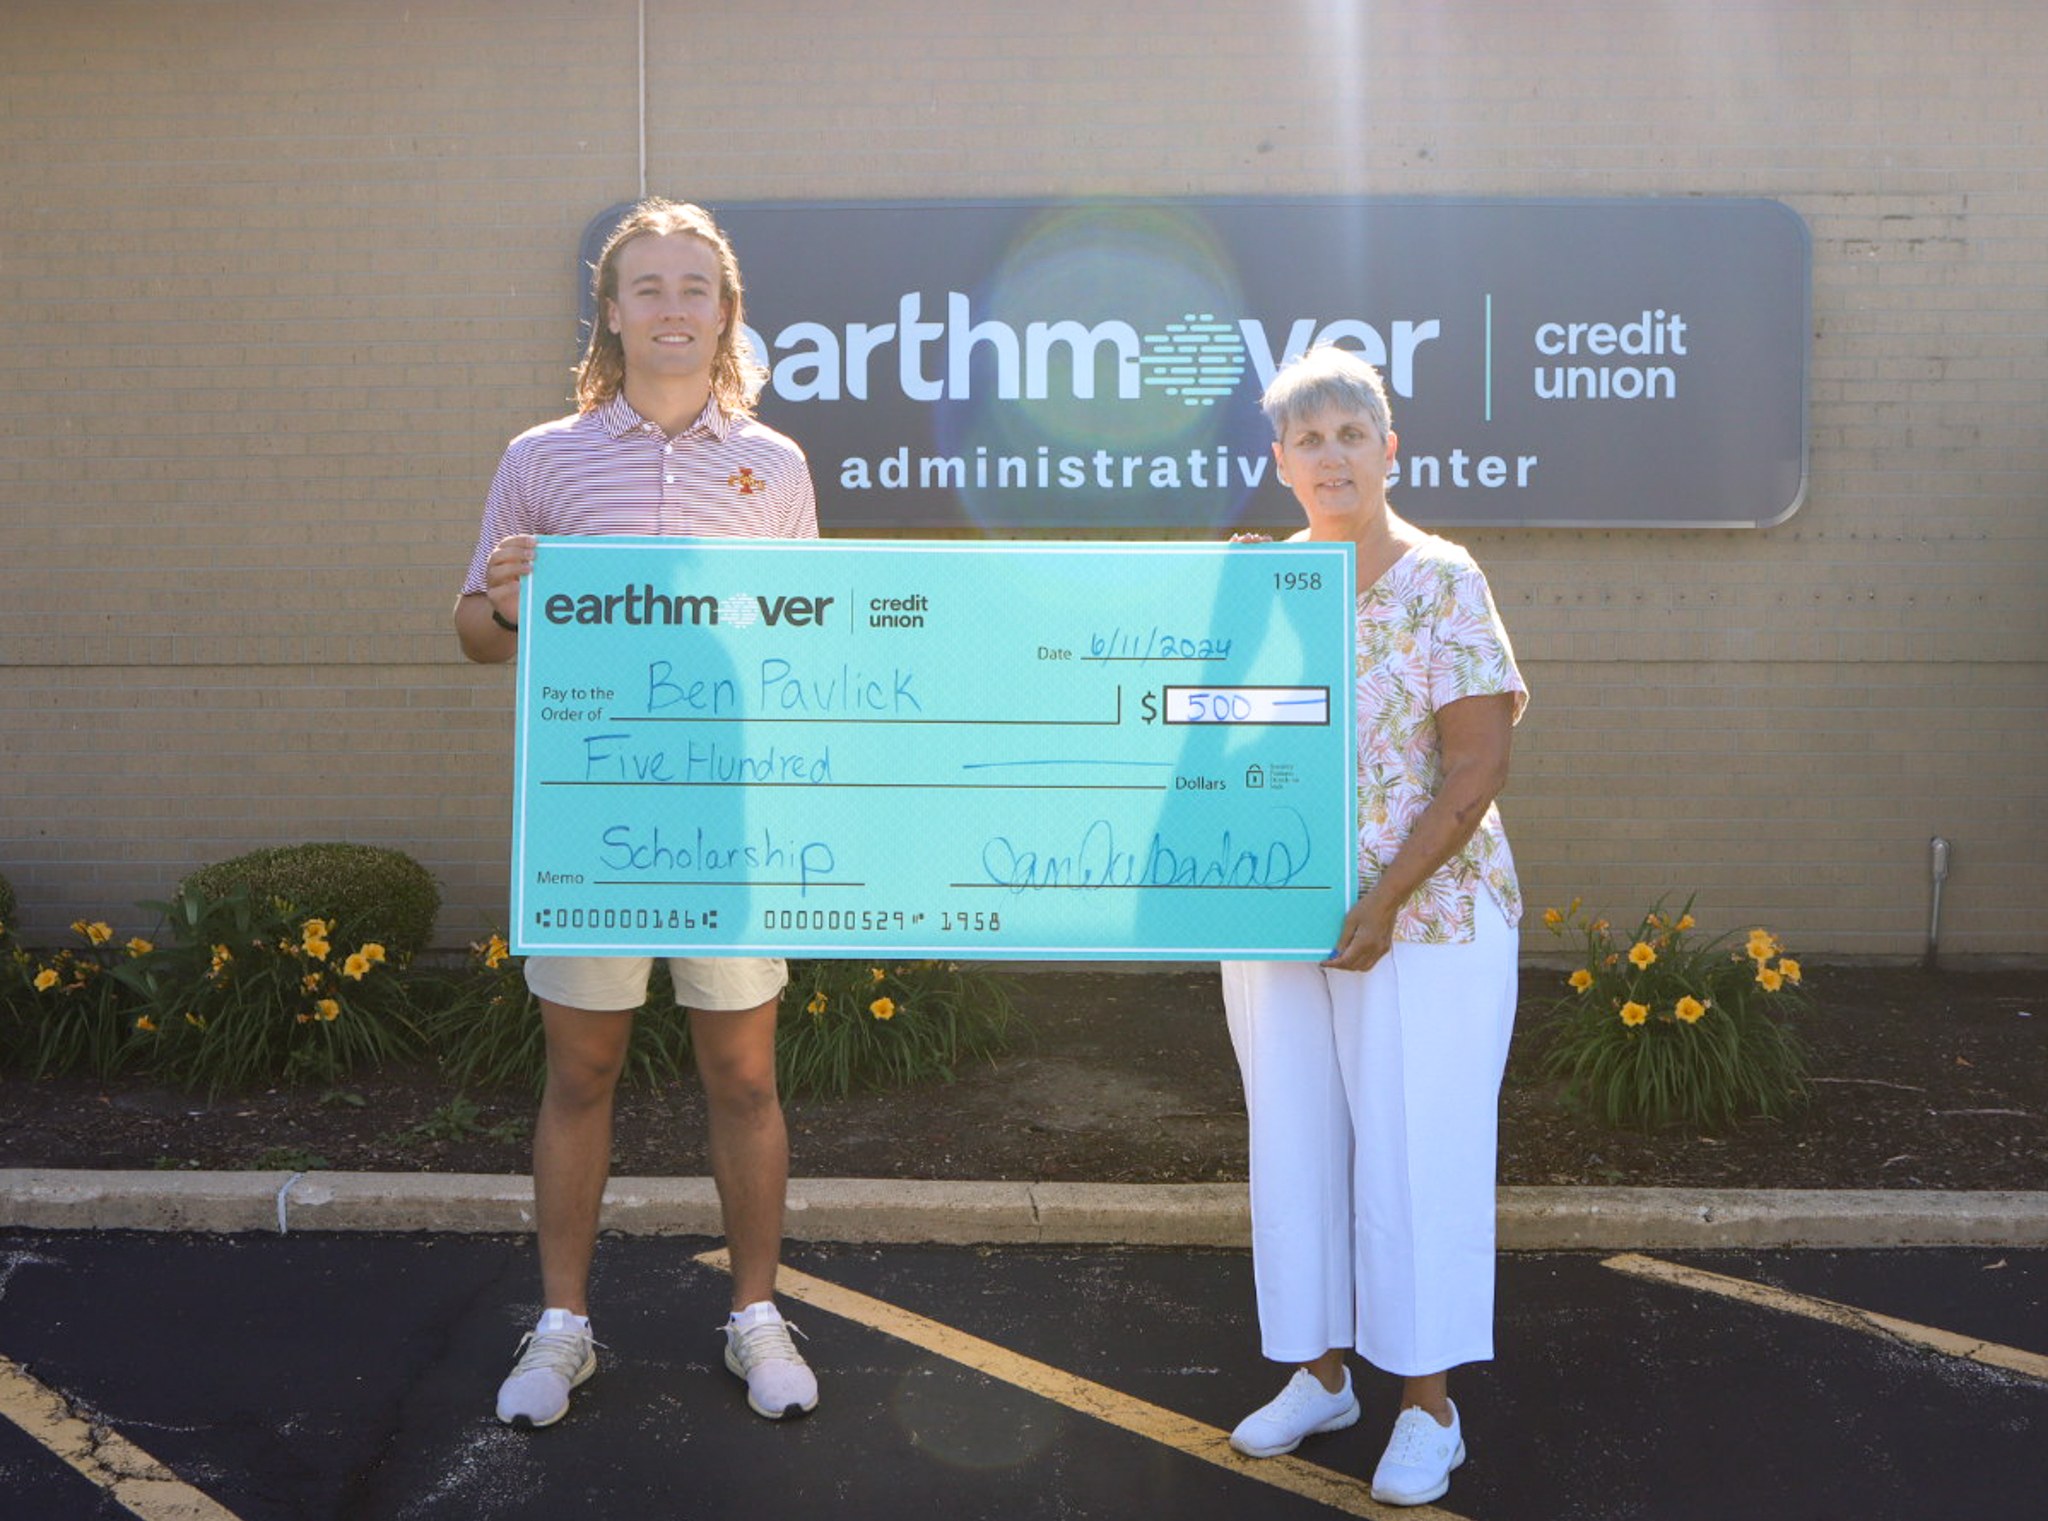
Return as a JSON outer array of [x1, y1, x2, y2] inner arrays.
[[0, 1231, 2042, 1520]]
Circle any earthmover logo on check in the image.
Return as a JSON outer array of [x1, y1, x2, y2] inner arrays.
[[541, 585, 836, 629]]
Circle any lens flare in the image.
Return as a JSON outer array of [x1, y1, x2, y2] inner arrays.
[[931, 205, 1271, 532]]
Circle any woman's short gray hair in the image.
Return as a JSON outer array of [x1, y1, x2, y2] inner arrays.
[[1259, 345, 1394, 442]]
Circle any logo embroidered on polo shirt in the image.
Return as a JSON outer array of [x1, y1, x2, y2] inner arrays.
[[728, 468, 763, 495]]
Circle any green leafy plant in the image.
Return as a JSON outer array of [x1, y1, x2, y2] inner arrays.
[[0, 870, 17, 933], [1538, 897, 1811, 1131], [177, 843, 441, 957], [431, 937, 1022, 1100], [1, 918, 149, 1077], [107, 885, 426, 1095], [779, 959, 1021, 1099], [391, 1092, 530, 1148]]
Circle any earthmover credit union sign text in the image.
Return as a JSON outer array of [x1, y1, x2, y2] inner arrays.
[[577, 198, 1810, 533]]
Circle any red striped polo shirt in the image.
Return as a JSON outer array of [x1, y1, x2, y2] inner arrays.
[[461, 392, 818, 595]]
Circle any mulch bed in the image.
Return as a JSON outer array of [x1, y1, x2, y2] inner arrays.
[[0, 965, 2040, 1191]]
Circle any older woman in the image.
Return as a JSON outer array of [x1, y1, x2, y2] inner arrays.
[[1222, 346, 1526, 1507]]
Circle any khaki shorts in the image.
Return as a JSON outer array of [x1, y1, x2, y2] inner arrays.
[[523, 955, 788, 1013]]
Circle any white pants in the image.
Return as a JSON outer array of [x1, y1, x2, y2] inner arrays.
[[1222, 894, 1517, 1376]]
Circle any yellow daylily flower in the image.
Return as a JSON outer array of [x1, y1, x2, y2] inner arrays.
[[1777, 957, 1801, 984], [135, 1014, 158, 1032], [1627, 941, 1657, 970], [1756, 966, 1784, 992], [1619, 1001, 1649, 1027], [316, 999, 341, 1021], [869, 997, 896, 1021], [33, 968, 58, 992], [1746, 928, 1778, 963], [362, 942, 388, 964], [1674, 996, 1706, 1024], [341, 953, 372, 981], [125, 937, 154, 957], [1567, 968, 1594, 993], [806, 991, 829, 1016], [1543, 908, 1564, 929]]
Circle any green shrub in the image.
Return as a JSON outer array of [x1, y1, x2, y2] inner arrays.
[[429, 938, 1021, 1100], [1537, 897, 1811, 1132], [0, 870, 17, 935], [107, 885, 426, 1094], [178, 843, 440, 956]]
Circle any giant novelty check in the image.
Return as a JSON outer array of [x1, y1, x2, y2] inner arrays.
[[511, 539, 1356, 960]]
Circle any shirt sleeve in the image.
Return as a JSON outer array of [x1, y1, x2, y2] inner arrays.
[[782, 450, 820, 539], [1425, 562, 1529, 724], [460, 438, 535, 596]]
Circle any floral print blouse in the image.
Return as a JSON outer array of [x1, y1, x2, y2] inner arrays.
[[1356, 536, 1528, 942]]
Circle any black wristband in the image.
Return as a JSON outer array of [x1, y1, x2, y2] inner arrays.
[[491, 607, 519, 632]]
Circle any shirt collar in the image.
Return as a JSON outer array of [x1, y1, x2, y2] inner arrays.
[[597, 391, 730, 443]]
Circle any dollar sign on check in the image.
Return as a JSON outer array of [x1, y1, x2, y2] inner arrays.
[[1139, 690, 1158, 724]]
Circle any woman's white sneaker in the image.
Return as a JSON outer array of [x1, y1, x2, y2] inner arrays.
[[1228, 1367, 1361, 1457], [1370, 1399, 1466, 1506]]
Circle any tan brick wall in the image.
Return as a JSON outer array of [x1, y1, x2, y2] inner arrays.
[[3, 0, 2043, 957]]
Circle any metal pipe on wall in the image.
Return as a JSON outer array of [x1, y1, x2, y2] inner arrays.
[[638, 0, 647, 199], [1923, 835, 1951, 972]]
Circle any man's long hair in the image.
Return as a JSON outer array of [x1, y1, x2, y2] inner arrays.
[[574, 199, 766, 418]]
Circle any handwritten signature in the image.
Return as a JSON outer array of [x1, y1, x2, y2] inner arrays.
[[979, 811, 1310, 892]]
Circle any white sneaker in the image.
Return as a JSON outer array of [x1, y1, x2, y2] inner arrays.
[[495, 1309, 597, 1429], [1370, 1399, 1466, 1506], [1228, 1367, 1360, 1457], [721, 1301, 818, 1419]]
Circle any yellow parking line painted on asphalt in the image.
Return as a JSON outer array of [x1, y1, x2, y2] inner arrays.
[[0, 1353, 242, 1521], [1603, 1253, 2048, 1383], [697, 1248, 1468, 1520]]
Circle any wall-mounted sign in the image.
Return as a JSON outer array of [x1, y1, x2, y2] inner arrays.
[[578, 198, 1810, 532]]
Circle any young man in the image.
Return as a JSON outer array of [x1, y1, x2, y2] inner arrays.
[[456, 199, 819, 1430]]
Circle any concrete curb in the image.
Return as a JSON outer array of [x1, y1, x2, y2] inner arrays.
[[2, 1170, 2044, 1249]]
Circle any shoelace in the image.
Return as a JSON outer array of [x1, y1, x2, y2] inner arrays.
[[507, 1327, 593, 1383], [725, 1316, 809, 1369], [1381, 1407, 1452, 1467]]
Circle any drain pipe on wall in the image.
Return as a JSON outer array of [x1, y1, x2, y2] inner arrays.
[[637, 0, 647, 198], [1922, 835, 1951, 972]]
